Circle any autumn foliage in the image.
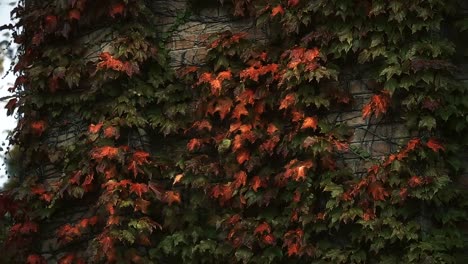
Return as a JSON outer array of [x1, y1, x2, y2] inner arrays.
[[1, 0, 467, 263]]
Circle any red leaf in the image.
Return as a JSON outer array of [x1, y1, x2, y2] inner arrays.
[[271, 5, 285, 17], [254, 222, 271, 235], [262, 234, 276, 245], [426, 138, 445, 152], [406, 138, 421, 151], [399, 187, 408, 200], [130, 183, 149, 198], [19, 221, 38, 234], [109, 3, 125, 18], [288, 0, 300, 6], [68, 9, 81, 20], [361, 103, 372, 119], [4, 98, 17, 116], [287, 243, 301, 256], [58, 253, 75, 264], [99, 235, 116, 262], [44, 15, 57, 32], [27, 255, 46, 264], [31, 120, 46, 136], [408, 175, 424, 188], [89, 122, 103, 134], [362, 209, 375, 221]]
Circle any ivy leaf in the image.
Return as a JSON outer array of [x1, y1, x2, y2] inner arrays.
[[88, 123, 103, 134], [109, 3, 125, 18], [288, 0, 300, 7], [271, 5, 285, 17], [236, 149, 250, 164], [130, 183, 149, 198], [254, 222, 271, 235], [68, 9, 81, 21], [4, 98, 17, 116], [426, 138, 445, 152], [26, 255, 46, 264], [163, 191, 181, 205], [367, 182, 389, 201], [301, 116, 318, 130]]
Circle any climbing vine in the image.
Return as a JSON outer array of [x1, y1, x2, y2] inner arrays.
[[1, 0, 467, 263]]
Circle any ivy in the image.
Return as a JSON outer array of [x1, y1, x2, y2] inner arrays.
[[0, 0, 467, 263]]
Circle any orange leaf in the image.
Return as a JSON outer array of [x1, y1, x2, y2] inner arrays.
[[426, 138, 445, 152], [367, 181, 389, 201], [163, 191, 181, 205], [187, 138, 202, 151], [133, 151, 150, 165], [250, 176, 263, 192], [217, 70, 232, 81], [267, 123, 278, 135], [237, 89, 255, 105], [134, 198, 151, 214], [104, 126, 119, 139], [91, 146, 119, 161], [210, 79, 222, 95], [89, 123, 103, 134], [192, 120, 212, 131], [236, 149, 250, 164], [301, 116, 318, 130], [271, 5, 285, 17], [232, 103, 249, 120], [279, 93, 295, 110], [234, 171, 247, 188], [361, 103, 372, 119], [213, 98, 233, 120]]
